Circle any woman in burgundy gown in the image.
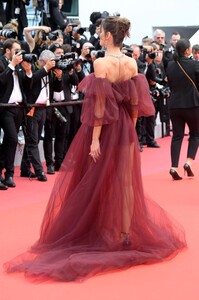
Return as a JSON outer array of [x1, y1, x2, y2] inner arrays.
[[4, 16, 186, 282]]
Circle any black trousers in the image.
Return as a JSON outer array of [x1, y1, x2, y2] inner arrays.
[[170, 107, 199, 167], [21, 108, 46, 175], [43, 106, 70, 169], [0, 107, 24, 178], [67, 104, 82, 150]]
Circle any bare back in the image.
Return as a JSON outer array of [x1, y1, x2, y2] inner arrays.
[[94, 54, 138, 83]]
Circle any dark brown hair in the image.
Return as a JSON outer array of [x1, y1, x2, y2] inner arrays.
[[101, 16, 131, 47], [173, 38, 190, 61], [3, 38, 21, 54]]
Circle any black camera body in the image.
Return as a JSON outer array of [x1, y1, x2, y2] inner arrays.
[[41, 30, 59, 41], [15, 50, 38, 63], [122, 47, 133, 57], [150, 85, 170, 103], [54, 52, 77, 71], [73, 26, 89, 35], [142, 48, 156, 59], [0, 30, 17, 39], [160, 86, 171, 98], [61, 52, 76, 60]]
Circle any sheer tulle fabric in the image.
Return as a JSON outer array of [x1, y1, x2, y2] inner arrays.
[[4, 75, 186, 282]]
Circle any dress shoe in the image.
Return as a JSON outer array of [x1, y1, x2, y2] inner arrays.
[[0, 174, 4, 182], [147, 141, 160, 148], [169, 169, 182, 180], [20, 171, 36, 178], [47, 165, 55, 174], [0, 182, 8, 190], [183, 163, 194, 177], [3, 177, 16, 187], [54, 164, 61, 172], [37, 172, 47, 182]]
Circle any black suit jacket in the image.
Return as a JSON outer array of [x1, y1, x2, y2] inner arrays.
[[62, 70, 79, 113], [0, 55, 32, 104], [166, 57, 199, 109], [27, 66, 62, 104]]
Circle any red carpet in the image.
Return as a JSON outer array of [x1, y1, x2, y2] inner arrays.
[[1, 135, 199, 300]]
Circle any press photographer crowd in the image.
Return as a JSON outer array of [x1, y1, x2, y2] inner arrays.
[[0, 0, 199, 190]]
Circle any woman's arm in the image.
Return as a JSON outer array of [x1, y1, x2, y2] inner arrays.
[[88, 58, 107, 162], [23, 26, 51, 52], [89, 126, 102, 162]]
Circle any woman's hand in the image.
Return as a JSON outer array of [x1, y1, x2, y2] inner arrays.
[[89, 139, 101, 162]]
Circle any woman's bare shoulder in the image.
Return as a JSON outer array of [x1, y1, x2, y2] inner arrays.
[[94, 58, 107, 78]]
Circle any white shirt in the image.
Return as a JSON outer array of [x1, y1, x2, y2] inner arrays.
[[53, 91, 65, 101], [36, 76, 50, 105], [8, 64, 22, 103]]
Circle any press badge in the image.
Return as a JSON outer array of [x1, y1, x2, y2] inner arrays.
[[15, 7, 20, 14]]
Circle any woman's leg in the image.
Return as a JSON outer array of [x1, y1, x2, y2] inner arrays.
[[170, 109, 185, 168], [185, 107, 199, 164]]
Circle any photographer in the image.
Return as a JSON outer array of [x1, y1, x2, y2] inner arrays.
[[0, 20, 19, 56], [78, 42, 95, 76], [23, 25, 59, 56], [23, 25, 52, 53], [35, 0, 67, 31], [20, 49, 62, 181], [0, 38, 32, 189], [0, 19, 18, 43], [89, 18, 102, 50], [138, 40, 160, 148], [44, 44, 79, 174], [4, 0, 29, 41], [88, 11, 102, 36], [151, 50, 171, 136], [71, 26, 88, 56]]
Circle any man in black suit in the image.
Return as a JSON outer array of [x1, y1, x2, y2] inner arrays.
[[43, 43, 79, 174], [0, 38, 32, 189], [20, 49, 63, 181], [3, 0, 29, 41], [163, 32, 181, 71]]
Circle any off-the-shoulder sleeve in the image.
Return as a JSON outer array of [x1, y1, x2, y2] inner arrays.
[[78, 74, 119, 127], [133, 73, 155, 117]]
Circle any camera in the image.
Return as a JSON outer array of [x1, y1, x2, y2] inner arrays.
[[122, 47, 133, 57], [0, 29, 17, 39], [60, 52, 76, 60], [53, 107, 67, 123], [41, 30, 59, 41], [160, 86, 170, 98], [15, 50, 38, 63], [150, 87, 160, 103], [73, 27, 89, 35], [139, 45, 158, 62], [150, 85, 170, 103], [54, 52, 77, 71], [68, 23, 78, 28], [55, 60, 74, 71]]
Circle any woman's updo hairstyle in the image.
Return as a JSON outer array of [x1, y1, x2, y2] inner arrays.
[[102, 16, 131, 47], [173, 38, 191, 62]]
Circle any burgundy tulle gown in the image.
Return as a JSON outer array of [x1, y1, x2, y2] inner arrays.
[[4, 73, 186, 282]]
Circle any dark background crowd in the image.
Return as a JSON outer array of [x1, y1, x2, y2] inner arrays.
[[0, 0, 199, 190]]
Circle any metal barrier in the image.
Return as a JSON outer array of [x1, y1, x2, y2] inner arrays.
[[0, 100, 83, 108]]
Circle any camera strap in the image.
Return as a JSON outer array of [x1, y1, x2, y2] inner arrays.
[[41, 76, 49, 98], [176, 61, 199, 94]]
